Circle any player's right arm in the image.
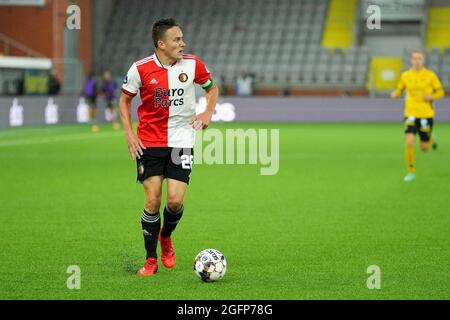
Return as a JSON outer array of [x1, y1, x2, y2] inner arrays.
[[391, 73, 406, 99], [119, 63, 146, 160], [119, 93, 145, 160]]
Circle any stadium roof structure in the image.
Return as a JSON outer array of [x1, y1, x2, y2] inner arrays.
[[0, 56, 52, 70]]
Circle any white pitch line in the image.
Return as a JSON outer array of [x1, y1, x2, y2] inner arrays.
[[0, 131, 123, 147]]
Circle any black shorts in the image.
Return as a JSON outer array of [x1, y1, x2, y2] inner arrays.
[[85, 96, 96, 107], [105, 98, 117, 109], [404, 117, 434, 142], [136, 147, 193, 184]]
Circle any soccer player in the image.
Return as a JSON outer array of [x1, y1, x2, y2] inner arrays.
[[101, 70, 120, 130], [119, 18, 219, 276], [391, 50, 445, 181], [82, 73, 98, 132]]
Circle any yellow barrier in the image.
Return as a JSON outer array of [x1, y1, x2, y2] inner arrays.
[[368, 57, 403, 91]]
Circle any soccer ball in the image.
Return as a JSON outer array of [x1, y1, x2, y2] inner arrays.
[[193, 249, 227, 282]]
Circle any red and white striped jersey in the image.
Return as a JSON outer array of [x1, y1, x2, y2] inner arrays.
[[121, 53, 213, 148]]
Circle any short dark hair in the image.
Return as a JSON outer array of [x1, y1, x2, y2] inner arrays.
[[152, 18, 181, 48]]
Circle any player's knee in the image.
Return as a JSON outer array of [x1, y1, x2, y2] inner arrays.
[[145, 195, 161, 213], [420, 143, 430, 152], [167, 196, 183, 212]]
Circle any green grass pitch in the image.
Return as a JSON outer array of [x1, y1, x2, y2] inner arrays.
[[0, 122, 449, 300]]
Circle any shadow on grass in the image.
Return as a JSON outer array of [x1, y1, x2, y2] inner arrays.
[[117, 249, 141, 274]]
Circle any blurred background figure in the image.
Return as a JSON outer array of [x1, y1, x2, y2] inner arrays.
[[16, 71, 25, 96], [47, 71, 61, 96], [101, 70, 120, 130], [83, 72, 98, 132], [235, 70, 254, 97]]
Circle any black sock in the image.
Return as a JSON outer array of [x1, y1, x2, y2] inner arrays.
[[161, 205, 184, 238], [141, 210, 160, 259]]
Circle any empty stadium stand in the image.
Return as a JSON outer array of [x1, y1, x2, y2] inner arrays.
[[95, 0, 450, 94], [97, 0, 370, 92]]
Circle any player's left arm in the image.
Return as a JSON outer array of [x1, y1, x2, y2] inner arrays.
[[191, 57, 219, 130], [425, 72, 445, 101], [192, 83, 219, 130]]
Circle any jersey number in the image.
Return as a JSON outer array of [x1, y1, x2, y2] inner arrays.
[[181, 155, 194, 170]]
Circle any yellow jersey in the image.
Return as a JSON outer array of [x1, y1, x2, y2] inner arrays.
[[393, 67, 445, 118]]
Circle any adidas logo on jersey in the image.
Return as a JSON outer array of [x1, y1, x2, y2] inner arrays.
[[150, 78, 158, 85]]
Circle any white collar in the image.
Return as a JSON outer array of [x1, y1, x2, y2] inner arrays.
[[153, 53, 179, 69]]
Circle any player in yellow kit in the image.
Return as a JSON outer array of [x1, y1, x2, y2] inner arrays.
[[391, 50, 445, 181]]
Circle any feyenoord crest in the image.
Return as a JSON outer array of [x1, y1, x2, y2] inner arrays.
[[179, 73, 188, 83]]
